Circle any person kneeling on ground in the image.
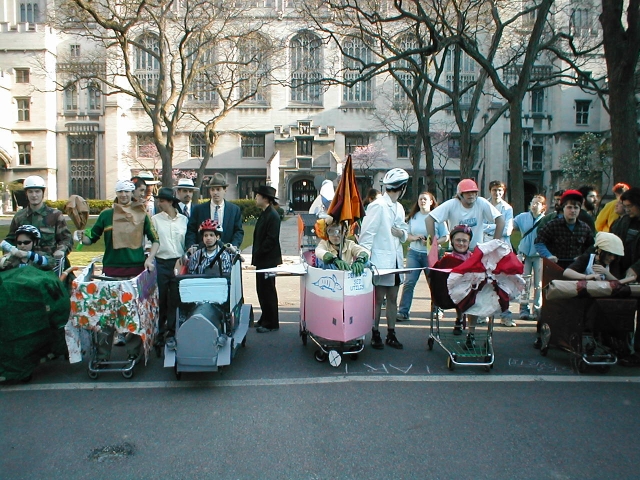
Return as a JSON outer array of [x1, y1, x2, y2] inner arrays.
[[0, 225, 53, 271], [446, 225, 481, 349], [315, 221, 369, 276]]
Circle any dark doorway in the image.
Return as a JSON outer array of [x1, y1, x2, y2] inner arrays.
[[291, 178, 315, 211]]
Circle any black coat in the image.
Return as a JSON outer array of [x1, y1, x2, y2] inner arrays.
[[252, 206, 282, 269], [186, 201, 244, 248]]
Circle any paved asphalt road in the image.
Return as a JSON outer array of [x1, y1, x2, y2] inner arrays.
[[2, 215, 640, 478]]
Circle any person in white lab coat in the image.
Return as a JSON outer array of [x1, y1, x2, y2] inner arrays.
[[359, 168, 410, 350]]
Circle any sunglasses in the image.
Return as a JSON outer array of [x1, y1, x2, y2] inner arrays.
[[16, 240, 32, 245]]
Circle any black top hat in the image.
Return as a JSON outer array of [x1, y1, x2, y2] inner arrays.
[[154, 187, 180, 208], [254, 185, 278, 200]]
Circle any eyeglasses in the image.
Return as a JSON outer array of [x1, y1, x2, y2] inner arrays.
[[16, 240, 32, 245]]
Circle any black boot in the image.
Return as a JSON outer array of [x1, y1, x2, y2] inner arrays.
[[371, 329, 384, 349], [385, 329, 403, 349]]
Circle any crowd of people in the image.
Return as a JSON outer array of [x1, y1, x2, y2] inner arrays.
[[3, 169, 640, 377]]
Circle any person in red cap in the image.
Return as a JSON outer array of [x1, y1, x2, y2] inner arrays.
[[533, 189, 594, 270], [426, 179, 505, 250], [532, 189, 594, 350]]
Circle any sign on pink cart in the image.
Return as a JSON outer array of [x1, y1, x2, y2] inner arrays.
[[64, 262, 159, 364], [300, 265, 374, 342]]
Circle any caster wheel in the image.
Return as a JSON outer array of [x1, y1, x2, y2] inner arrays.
[[314, 350, 327, 362], [349, 353, 359, 361], [484, 365, 491, 373], [328, 350, 342, 367], [577, 359, 588, 373], [122, 369, 134, 379], [301, 331, 308, 346], [427, 338, 434, 351], [596, 365, 610, 374], [447, 356, 455, 371], [87, 369, 99, 380], [241, 337, 247, 347], [541, 323, 551, 352]]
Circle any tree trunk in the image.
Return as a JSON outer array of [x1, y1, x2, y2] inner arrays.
[[509, 102, 525, 213], [422, 133, 436, 195], [601, 0, 640, 187]]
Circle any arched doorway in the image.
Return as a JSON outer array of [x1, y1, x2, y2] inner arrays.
[[291, 178, 315, 211]]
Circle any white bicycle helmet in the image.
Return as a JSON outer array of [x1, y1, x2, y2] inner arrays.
[[23, 175, 46, 190], [382, 168, 409, 189], [15, 224, 41, 239]]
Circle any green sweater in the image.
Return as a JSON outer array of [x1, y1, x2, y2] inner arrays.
[[87, 209, 159, 268]]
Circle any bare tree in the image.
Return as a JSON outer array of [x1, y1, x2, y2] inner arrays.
[[349, 143, 390, 188], [600, 0, 640, 187], [50, 0, 279, 187]]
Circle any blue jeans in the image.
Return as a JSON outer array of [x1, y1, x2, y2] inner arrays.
[[398, 248, 428, 316]]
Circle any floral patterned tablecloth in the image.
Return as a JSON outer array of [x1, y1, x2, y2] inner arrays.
[[64, 261, 158, 363]]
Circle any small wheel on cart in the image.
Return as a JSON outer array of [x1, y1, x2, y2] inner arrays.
[[596, 365, 610, 374], [577, 359, 588, 373], [122, 369, 134, 379], [484, 365, 491, 373], [349, 353, 359, 361], [328, 350, 342, 368], [300, 330, 308, 346], [314, 349, 328, 362], [87, 369, 99, 380], [447, 356, 455, 371], [427, 338, 434, 351]]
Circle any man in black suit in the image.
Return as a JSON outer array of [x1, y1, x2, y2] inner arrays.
[[252, 185, 283, 333], [186, 173, 244, 248]]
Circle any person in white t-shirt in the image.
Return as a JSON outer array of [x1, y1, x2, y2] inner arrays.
[[426, 179, 504, 250], [397, 192, 449, 322]]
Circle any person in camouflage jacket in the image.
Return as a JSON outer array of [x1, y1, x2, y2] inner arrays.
[[5, 176, 72, 259]]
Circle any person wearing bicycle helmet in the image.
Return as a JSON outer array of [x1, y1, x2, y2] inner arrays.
[[186, 219, 233, 276], [426, 178, 504, 250], [0, 224, 52, 270], [358, 168, 409, 350], [443, 224, 482, 347], [6, 176, 72, 262]]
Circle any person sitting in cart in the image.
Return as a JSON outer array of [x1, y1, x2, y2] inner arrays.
[[445, 225, 480, 349], [185, 219, 233, 277], [315, 220, 369, 276], [0, 225, 53, 271], [563, 232, 630, 283]]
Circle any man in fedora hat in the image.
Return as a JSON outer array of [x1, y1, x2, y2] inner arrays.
[[252, 185, 283, 333], [175, 178, 199, 218], [186, 173, 243, 248], [152, 187, 188, 347]]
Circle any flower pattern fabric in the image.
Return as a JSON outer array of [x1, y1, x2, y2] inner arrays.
[[65, 261, 158, 363]]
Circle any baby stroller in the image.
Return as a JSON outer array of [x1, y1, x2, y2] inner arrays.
[[165, 254, 252, 380], [427, 255, 495, 372]]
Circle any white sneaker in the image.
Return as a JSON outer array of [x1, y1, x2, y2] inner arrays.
[[501, 317, 517, 327], [476, 317, 487, 325]]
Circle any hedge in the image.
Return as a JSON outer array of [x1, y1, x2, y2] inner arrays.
[[46, 198, 284, 220]]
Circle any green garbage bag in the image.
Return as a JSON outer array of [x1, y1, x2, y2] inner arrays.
[[0, 266, 70, 383]]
